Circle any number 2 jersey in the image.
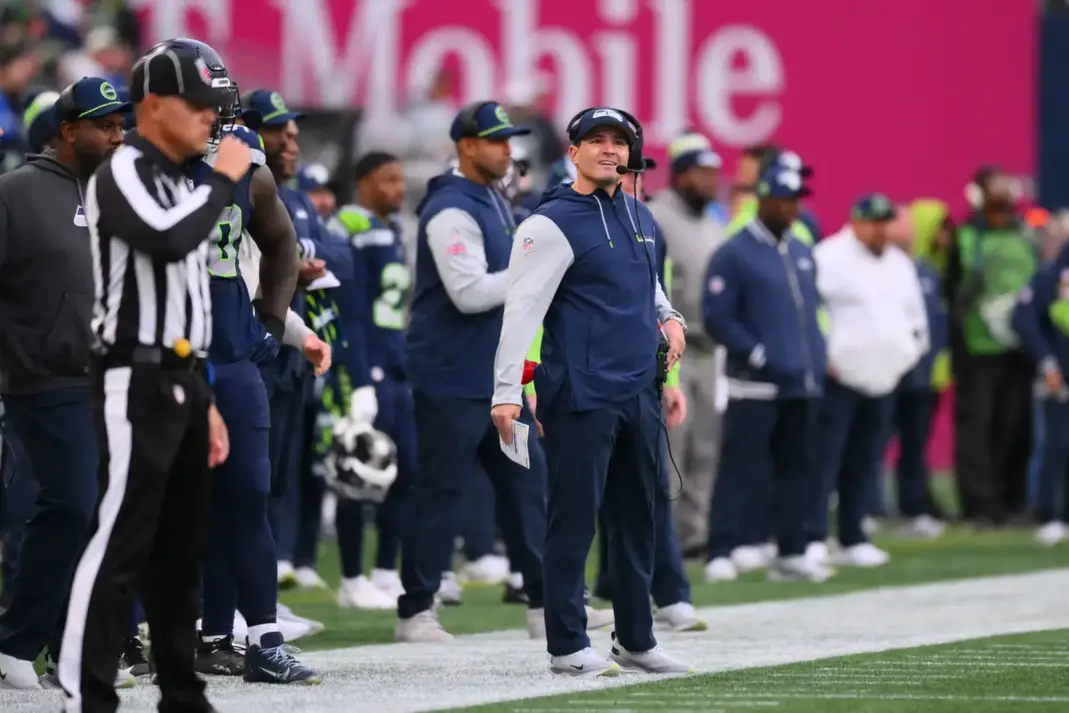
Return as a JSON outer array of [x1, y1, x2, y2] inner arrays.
[[187, 124, 269, 364], [332, 205, 410, 381]]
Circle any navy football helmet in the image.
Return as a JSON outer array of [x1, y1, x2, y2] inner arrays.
[[144, 38, 239, 142]]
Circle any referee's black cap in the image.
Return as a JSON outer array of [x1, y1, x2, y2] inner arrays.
[[130, 43, 231, 110]]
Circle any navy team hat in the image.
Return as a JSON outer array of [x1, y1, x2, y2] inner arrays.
[[766, 149, 813, 177], [852, 193, 896, 222], [450, 101, 531, 141], [296, 163, 331, 193], [757, 164, 811, 199], [56, 77, 132, 122], [241, 89, 304, 128], [568, 107, 638, 145]]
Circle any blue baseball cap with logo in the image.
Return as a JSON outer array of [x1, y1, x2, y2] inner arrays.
[[296, 163, 331, 193], [449, 101, 531, 141], [567, 107, 638, 145], [757, 164, 812, 199], [242, 89, 304, 128], [852, 193, 896, 222], [56, 77, 132, 122], [667, 132, 721, 175]]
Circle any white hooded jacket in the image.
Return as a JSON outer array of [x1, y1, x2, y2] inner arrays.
[[814, 227, 929, 397]]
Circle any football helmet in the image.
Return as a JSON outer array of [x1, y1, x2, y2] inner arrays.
[[324, 422, 399, 503], [145, 37, 239, 143]]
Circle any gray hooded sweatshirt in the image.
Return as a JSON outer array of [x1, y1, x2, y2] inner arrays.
[[0, 151, 93, 395]]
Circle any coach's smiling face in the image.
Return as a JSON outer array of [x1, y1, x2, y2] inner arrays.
[[571, 127, 630, 190]]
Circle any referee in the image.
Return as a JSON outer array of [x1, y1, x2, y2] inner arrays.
[[57, 44, 248, 713], [491, 107, 690, 677]]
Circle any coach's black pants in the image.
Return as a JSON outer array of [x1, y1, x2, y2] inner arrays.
[[59, 365, 213, 713]]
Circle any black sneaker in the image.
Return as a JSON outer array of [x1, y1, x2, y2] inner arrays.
[[194, 634, 245, 676], [121, 636, 151, 677], [502, 582, 528, 604], [243, 631, 320, 684]]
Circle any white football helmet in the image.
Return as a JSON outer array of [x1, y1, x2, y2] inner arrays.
[[324, 422, 398, 503]]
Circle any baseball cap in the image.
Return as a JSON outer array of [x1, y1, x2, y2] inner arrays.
[[667, 133, 721, 175], [757, 164, 811, 200], [450, 102, 531, 141], [567, 107, 638, 145], [766, 150, 813, 177], [130, 44, 232, 109], [296, 163, 331, 193], [22, 90, 59, 152], [852, 193, 896, 222], [242, 89, 304, 128], [55, 77, 132, 122]]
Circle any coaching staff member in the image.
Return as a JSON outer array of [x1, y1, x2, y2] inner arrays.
[[400, 101, 548, 642], [0, 78, 129, 689], [56, 45, 246, 713], [492, 107, 690, 677]]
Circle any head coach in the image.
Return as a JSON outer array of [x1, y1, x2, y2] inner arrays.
[[0, 77, 129, 689], [491, 107, 691, 677], [398, 101, 549, 642]]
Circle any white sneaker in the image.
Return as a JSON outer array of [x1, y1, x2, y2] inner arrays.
[[277, 603, 325, 638], [115, 667, 136, 689], [294, 566, 329, 590], [901, 515, 946, 539], [608, 633, 693, 674], [829, 542, 890, 568], [396, 609, 454, 643], [1036, 521, 1069, 547], [526, 607, 546, 639], [549, 646, 619, 677], [371, 568, 405, 599], [731, 545, 771, 572], [0, 653, 40, 689], [760, 542, 778, 561], [653, 602, 707, 632], [438, 572, 463, 605], [338, 575, 398, 610], [277, 560, 297, 588], [805, 541, 830, 564], [703, 557, 738, 582], [585, 605, 614, 630], [862, 516, 882, 536], [460, 555, 510, 586], [768, 555, 835, 582]]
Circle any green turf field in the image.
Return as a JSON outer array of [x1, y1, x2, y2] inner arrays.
[[444, 629, 1069, 713]]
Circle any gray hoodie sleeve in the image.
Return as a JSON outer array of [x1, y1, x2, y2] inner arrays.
[[654, 278, 681, 324], [492, 215, 575, 407], [426, 207, 509, 314]]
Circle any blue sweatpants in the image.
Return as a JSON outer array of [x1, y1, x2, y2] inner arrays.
[[265, 366, 310, 562], [891, 387, 939, 518], [336, 378, 413, 578], [708, 398, 816, 561], [200, 360, 278, 636], [541, 388, 660, 658], [810, 379, 894, 547], [0, 387, 97, 661], [0, 417, 32, 604], [461, 467, 498, 561], [398, 393, 545, 619], [1034, 398, 1069, 523]]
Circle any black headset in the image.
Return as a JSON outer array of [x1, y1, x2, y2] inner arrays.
[[566, 106, 646, 172], [454, 100, 498, 139]]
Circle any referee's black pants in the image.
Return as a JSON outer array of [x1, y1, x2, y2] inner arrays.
[[58, 363, 214, 713]]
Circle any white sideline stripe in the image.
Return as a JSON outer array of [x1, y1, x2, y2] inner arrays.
[[7, 568, 1069, 713]]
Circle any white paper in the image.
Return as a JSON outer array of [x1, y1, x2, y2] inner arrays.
[[499, 420, 531, 469]]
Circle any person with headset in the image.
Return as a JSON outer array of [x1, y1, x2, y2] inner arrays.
[[491, 107, 691, 677], [399, 100, 549, 642], [0, 77, 130, 689]]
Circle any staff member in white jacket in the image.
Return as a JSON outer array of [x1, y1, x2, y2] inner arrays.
[[809, 194, 928, 568]]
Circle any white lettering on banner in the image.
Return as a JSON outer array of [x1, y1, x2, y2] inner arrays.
[[405, 28, 496, 105], [130, 0, 232, 49], [648, 0, 688, 142], [592, 0, 639, 117]]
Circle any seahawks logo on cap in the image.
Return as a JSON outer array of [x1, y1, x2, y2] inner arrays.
[[271, 92, 288, 113], [194, 57, 212, 85], [494, 105, 511, 124], [100, 82, 117, 101], [591, 108, 624, 122]]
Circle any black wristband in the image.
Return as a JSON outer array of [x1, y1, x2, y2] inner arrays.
[[261, 314, 285, 343]]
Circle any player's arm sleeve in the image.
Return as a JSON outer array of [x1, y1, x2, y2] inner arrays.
[[426, 207, 508, 314], [97, 152, 235, 262], [283, 307, 313, 348], [247, 165, 299, 340], [1012, 269, 1057, 367], [493, 215, 574, 407], [702, 248, 763, 364]]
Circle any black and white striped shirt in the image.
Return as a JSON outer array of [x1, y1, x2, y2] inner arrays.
[[87, 136, 234, 357]]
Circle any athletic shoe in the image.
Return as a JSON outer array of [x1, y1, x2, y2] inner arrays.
[[39, 655, 136, 689], [396, 608, 454, 643], [767, 555, 835, 582], [731, 545, 771, 572], [828, 543, 890, 568], [337, 575, 396, 610], [501, 574, 528, 605], [371, 568, 405, 599], [293, 566, 329, 590], [277, 603, 325, 639], [608, 631, 693, 674], [121, 636, 152, 677], [900, 514, 946, 540], [277, 561, 297, 590], [243, 632, 320, 684], [703, 557, 738, 582], [653, 602, 707, 632], [1036, 521, 1069, 547], [0, 652, 40, 689], [195, 634, 245, 676], [585, 605, 614, 630], [437, 572, 463, 605], [549, 646, 619, 677], [459, 555, 510, 586]]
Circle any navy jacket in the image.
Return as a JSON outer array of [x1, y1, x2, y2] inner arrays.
[[1013, 243, 1069, 379], [702, 220, 826, 399], [900, 260, 948, 391]]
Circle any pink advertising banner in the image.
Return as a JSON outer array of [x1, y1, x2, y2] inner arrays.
[[136, 0, 1037, 224]]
